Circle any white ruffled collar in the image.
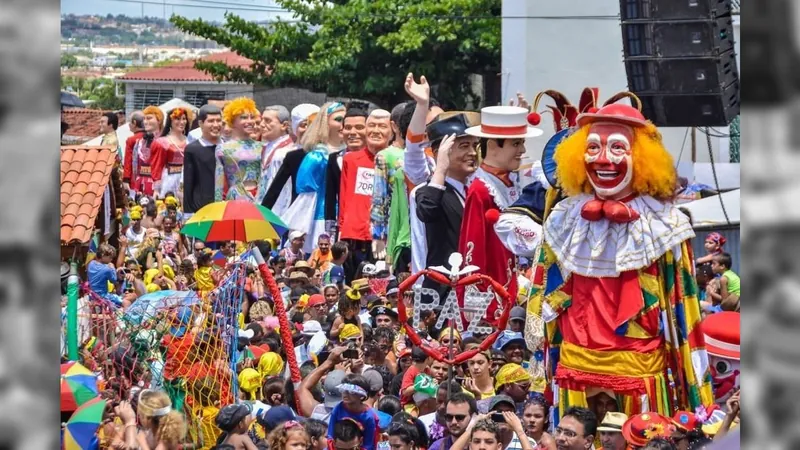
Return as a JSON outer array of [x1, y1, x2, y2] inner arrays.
[[543, 194, 694, 277]]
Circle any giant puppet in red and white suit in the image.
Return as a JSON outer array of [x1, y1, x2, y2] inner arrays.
[[495, 92, 715, 418], [457, 106, 543, 322]]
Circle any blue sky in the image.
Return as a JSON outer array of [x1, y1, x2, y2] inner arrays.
[[61, 0, 295, 23]]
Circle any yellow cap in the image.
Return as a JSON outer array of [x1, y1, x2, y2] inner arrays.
[[340, 324, 362, 341]]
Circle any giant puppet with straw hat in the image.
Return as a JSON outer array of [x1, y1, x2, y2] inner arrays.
[[492, 88, 600, 393], [456, 105, 543, 322], [498, 91, 715, 420]]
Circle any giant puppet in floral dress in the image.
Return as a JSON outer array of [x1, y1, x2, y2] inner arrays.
[[495, 92, 715, 420], [214, 98, 268, 203]]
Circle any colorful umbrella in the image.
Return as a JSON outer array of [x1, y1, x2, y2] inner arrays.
[[63, 396, 107, 450], [180, 200, 288, 243], [61, 362, 99, 412]]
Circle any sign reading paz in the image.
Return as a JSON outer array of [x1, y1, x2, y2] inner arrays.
[[398, 252, 515, 365]]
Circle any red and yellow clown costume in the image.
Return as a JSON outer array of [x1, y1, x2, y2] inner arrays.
[[508, 92, 714, 421]]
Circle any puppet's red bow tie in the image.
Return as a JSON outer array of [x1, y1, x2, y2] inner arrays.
[[580, 196, 640, 223]]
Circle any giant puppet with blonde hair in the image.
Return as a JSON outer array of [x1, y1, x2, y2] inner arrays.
[[214, 97, 269, 203], [504, 92, 715, 421], [264, 102, 346, 254]]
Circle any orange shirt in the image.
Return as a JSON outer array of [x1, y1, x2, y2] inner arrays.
[[308, 249, 333, 272]]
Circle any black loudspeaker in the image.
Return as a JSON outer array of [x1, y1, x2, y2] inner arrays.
[[620, 0, 732, 21], [619, 0, 739, 127]]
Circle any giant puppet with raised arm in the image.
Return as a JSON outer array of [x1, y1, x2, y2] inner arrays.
[[502, 92, 715, 419]]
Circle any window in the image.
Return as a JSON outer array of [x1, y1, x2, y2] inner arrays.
[[184, 90, 227, 109], [131, 89, 174, 111]]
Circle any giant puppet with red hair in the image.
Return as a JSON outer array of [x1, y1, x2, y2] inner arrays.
[[495, 91, 715, 420]]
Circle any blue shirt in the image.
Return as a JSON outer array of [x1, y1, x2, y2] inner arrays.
[[326, 403, 380, 450], [87, 260, 117, 295]]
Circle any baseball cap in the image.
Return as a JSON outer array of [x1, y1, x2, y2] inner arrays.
[[288, 230, 306, 241], [323, 370, 346, 408], [509, 306, 526, 322], [258, 405, 304, 432], [488, 395, 516, 412], [301, 320, 323, 336], [362, 369, 384, 395], [329, 266, 345, 284], [493, 330, 526, 351], [216, 403, 253, 432]]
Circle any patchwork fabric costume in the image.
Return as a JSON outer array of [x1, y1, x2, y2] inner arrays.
[[498, 91, 714, 422]]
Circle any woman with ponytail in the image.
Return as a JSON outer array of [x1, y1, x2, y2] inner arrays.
[[135, 389, 188, 450]]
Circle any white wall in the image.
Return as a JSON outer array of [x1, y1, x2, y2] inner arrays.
[[502, 0, 733, 166]]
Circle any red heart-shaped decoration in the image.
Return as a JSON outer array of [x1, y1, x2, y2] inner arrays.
[[397, 270, 515, 365]]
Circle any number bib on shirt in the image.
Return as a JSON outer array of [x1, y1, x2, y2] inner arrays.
[[355, 167, 375, 196]]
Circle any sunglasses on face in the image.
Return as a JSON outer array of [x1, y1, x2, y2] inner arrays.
[[554, 427, 578, 439], [445, 414, 467, 422]]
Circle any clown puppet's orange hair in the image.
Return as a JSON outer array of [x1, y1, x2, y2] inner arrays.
[[554, 122, 676, 201], [222, 97, 258, 127]]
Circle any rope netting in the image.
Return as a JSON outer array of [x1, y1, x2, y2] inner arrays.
[[61, 265, 246, 449]]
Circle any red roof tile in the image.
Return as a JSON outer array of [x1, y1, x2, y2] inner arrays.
[[118, 51, 258, 82], [61, 108, 114, 144], [60, 145, 117, 246]]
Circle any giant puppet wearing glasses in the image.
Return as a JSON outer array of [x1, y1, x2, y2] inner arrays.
[[509, 92, 715, 418]]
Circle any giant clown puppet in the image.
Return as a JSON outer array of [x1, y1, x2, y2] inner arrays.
[[496, 92, 715, 420]]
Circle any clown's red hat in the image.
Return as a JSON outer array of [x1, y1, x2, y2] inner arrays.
[[701, 311, 740, 360], [576, 91, 648, 128]]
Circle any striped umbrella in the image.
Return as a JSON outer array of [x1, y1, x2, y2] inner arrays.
[[63, 397, 107, 450], [61, 362, 98, 412], [180, 200, 288, 243]]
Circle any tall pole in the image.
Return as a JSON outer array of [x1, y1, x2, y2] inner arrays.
[[66, 262, 80, 361]]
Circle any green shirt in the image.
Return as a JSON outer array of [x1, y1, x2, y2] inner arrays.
[[723, 270, 740, 296]]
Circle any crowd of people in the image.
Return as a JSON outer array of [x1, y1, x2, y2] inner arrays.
[[60, 73, 742, 450]]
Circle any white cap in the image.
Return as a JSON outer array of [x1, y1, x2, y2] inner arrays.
[[301, 320, 322, 335]]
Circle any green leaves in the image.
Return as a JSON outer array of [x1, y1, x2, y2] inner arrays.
[[170, 0, 500, 108]]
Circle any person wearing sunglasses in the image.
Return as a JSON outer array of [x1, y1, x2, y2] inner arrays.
[[429, 393, 477, 450]]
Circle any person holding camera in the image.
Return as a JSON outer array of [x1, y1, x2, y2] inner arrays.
[[447, 397, 535, 450]]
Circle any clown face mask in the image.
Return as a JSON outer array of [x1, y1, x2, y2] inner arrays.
[[709, 354, 740, 407], [584, 123, 634, 199]]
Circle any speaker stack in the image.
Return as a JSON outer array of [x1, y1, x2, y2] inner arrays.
[[620, 0, 740, 126]]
